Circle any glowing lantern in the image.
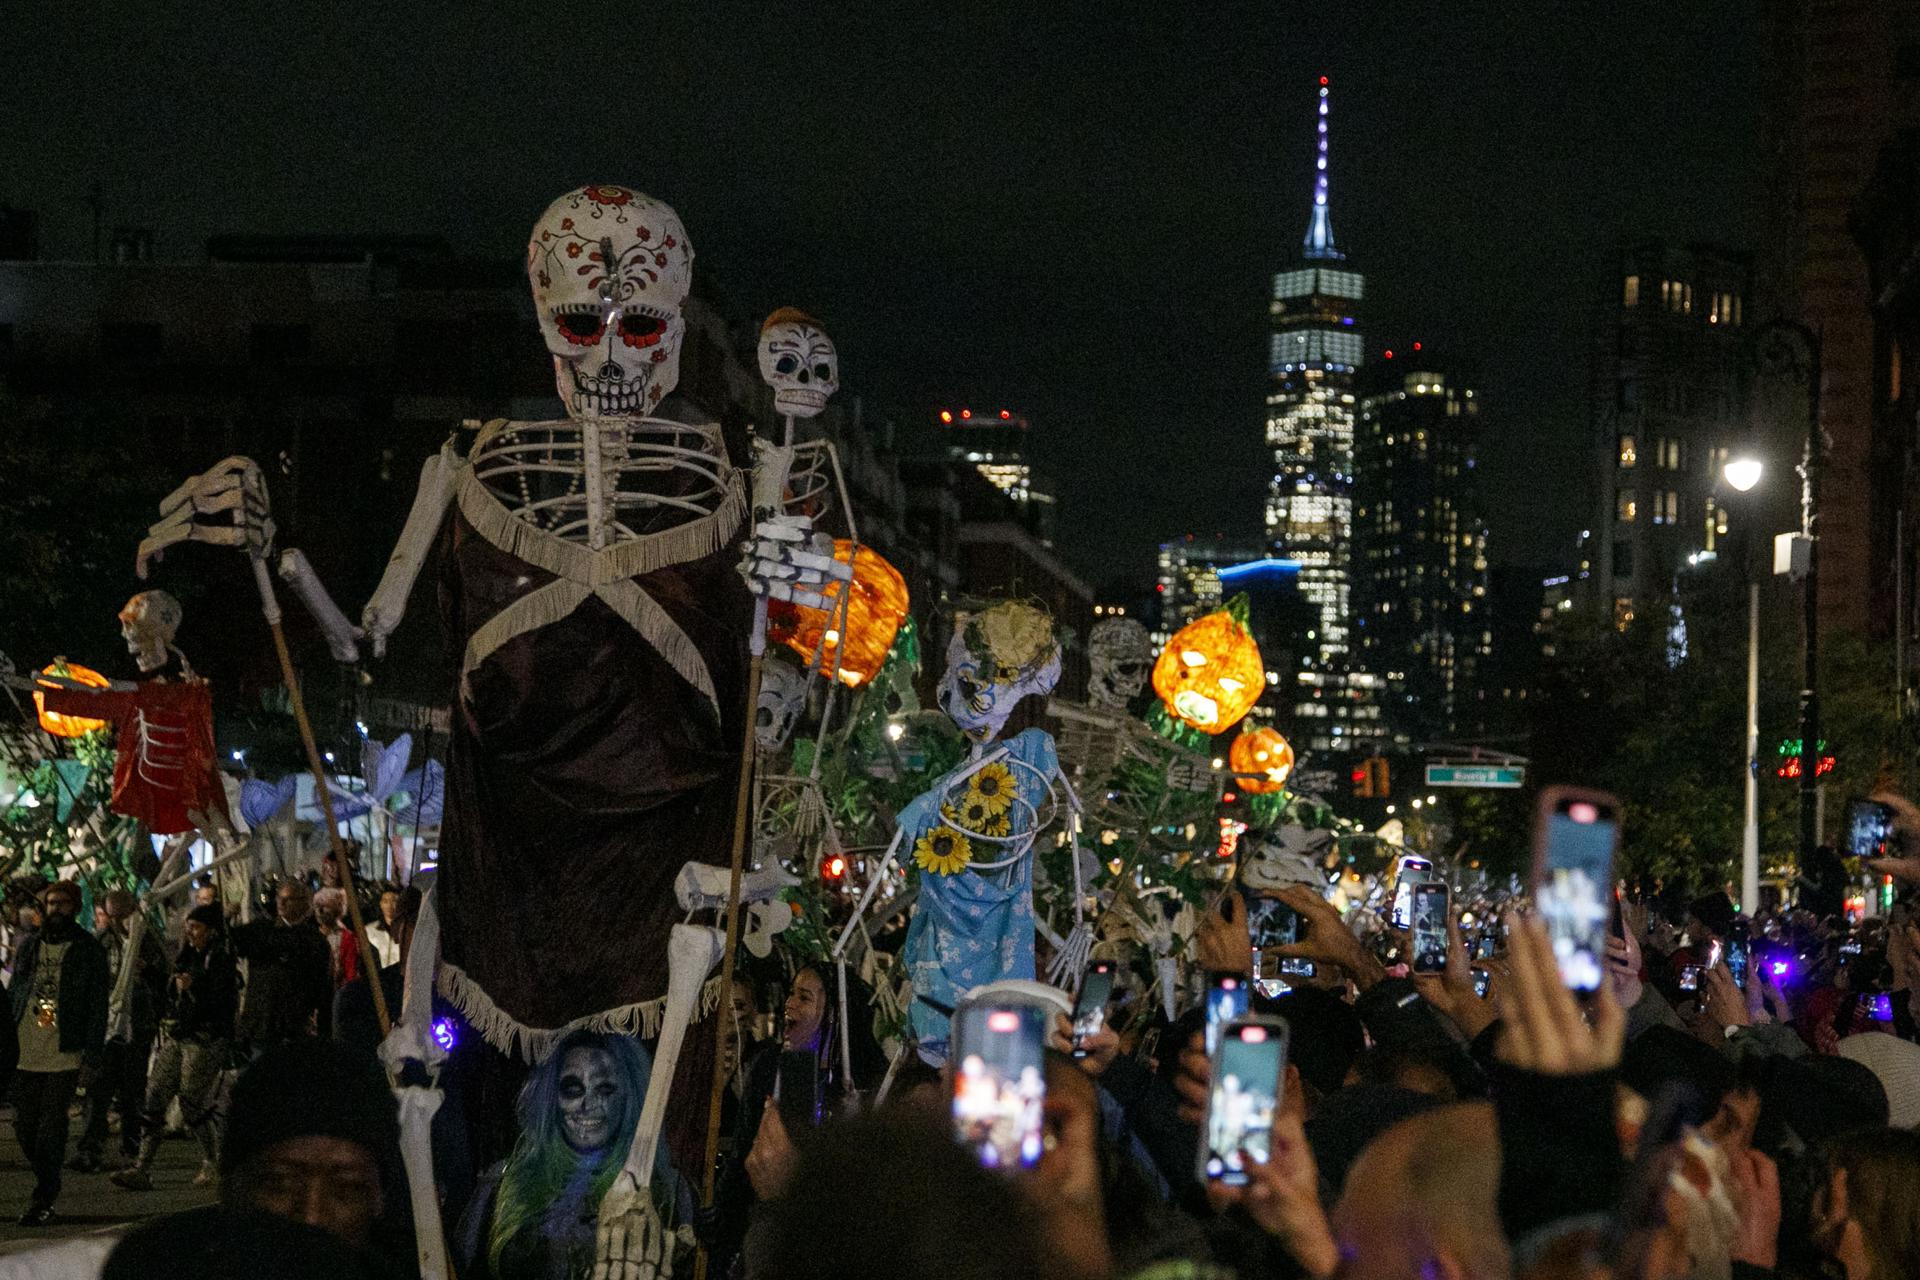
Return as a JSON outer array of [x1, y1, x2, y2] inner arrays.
[[34, 662, 111, 738], [1152, 594, 1264, 733], [1230, 725, 1294, 794], [768, 541, 909, 688]]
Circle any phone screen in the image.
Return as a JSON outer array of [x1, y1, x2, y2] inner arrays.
[[952, 1000, 1047, 1171], [1726, 937, 1749, 991], [1071, 963, 1115, 1056], [1411, 883, 1451, 974], [1473, 932, 1497, 960], [1205, 973, 1250, 1057], [1200, 1018, 1288, 1186], [1391, 857, 1433, 930], [1243, 892, 1301, 950], [1845, 799, 1896, 860], [1535, 793, 1618, 994], [1472, 969, 1492, 998], [1678, 965, 1702, 993], [1868, 992, 1895, 1022]]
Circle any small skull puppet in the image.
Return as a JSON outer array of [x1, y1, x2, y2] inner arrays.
[[1086, 617, 1152, 713], [528, 186, 694, 418], [755, 654, 809, 755], [740, 308, 855, 618], [756, 308, 839, 420], [1239, 822, 1335, 895], [119, 589, 187, 675], [834, 602, 1091, 1061], [458, 1029, 665, 1280]]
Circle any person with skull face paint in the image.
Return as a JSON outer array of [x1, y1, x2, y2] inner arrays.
[[455, 1029, 680, 1280]]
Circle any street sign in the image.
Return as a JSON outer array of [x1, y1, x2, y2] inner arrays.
[[1425, 763, 1525, 789]]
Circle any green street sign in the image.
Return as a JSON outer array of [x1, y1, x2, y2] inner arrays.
[[1425, 763, 1526, 789]]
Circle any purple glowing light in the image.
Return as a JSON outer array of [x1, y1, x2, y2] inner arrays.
[[431, 1017, 458, 1052]]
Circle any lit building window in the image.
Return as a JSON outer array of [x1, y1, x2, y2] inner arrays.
[[1614, 598, 1635, 631], [1623, 274, 1641, 307], [1617, 491, 1637, 522], [1618, 435, 1637, 468]]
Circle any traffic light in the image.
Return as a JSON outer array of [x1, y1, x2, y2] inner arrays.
[[1351, 757, 1390, 799]]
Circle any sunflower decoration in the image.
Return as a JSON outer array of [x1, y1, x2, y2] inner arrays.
[[942, 800, 1011, 840], [913, 825, 975, 876]]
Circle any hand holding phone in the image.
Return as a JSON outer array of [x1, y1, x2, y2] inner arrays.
[[1204, 972, 1250, 1057], [1410, 883, 1451, 975], [1070, 962, 1115, 1058]]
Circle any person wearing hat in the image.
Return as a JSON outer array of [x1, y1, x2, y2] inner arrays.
[[113, 901, 238, 1192], [8, 879, 109, 1226], [102, 1039, 411, 1278]]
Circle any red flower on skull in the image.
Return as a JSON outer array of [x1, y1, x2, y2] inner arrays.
[[583, 186, 632, 207], [566, 242, 582, 258]]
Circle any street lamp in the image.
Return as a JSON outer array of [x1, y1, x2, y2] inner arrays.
[[1753, 322, 1825, 871], [1723, 456, 1763, 913]]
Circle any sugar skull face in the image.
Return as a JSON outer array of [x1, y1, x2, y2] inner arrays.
[[1087, 617, 1152, 711], [557, 1046, 624, 1152], [936, 603, 1061, 742], [118, 590, 183, 672], [756, 656, 808, 753], [528, 186, 693, 418], [757, 309, 838, 419]]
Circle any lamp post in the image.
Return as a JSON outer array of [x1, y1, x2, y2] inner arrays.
[[1753, 322, 1825, 865], [1723, 456, 1762, 912]]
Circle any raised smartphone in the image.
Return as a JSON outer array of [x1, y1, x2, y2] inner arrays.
[[1070, 962, 1115, 1058], [1204, 971, 1250, 1057], [1411, 882, 1451, 975], [1198, 1016, 1289, 1187], [951, 996, 1048, 1171], [1845, 798, 1897, 860], [1531, 787, 1620, 995], [1390, 855, 1433, 930]]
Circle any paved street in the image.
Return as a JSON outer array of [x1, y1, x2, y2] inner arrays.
[[0, 1110, 213, 1259]]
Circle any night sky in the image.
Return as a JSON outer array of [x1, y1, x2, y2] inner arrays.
[[4, 2, 1770, 582]]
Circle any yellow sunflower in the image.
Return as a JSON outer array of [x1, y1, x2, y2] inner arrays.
[[943, 800, 1012, 840], [964, 761, 1017, 818], [913, 826, 974, 876]]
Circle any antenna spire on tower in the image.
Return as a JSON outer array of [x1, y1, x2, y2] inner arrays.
[[1303, 76, 1341, 260]]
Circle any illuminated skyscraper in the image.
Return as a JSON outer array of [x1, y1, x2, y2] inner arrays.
[[1265, 77, 1382, 754]]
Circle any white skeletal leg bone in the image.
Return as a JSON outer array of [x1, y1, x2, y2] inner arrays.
[[107, 834, 194, 1042], [394, 1085, 451, 1280], [593, 921, 724, 1280], [380, 882, 447, 1078]]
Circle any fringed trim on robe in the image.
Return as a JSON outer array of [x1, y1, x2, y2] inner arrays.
[[437, 959, 727, 1062], [454, 417, 746, 716]]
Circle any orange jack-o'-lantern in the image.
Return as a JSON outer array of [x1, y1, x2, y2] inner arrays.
[[1151, 594, 1264, 733], [1230, 725, 1294, 794], [767, 540, 910, 688], [34, 662, 111, 738]]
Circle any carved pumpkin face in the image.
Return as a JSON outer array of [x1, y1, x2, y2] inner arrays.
[[767, 541, 909, 688], [1229, 726, 1294, 794], [35, 662, 110, 738], [1151, 596, 1263, 733]]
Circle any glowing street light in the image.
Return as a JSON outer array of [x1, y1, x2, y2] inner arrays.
[[1723, 456, 1763, 493]]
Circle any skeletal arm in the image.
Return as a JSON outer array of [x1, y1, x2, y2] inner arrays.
[[361, 446, 463, 658]]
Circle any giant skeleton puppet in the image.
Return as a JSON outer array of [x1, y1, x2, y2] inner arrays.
[[832, 601, 1090, 1064], [139, 186, 846, 1280]]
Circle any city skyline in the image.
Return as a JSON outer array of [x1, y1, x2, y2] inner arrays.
[[0, 3, 1772, 581]]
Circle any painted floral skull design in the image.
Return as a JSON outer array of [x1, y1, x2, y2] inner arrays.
[[119, 590, 183, 673], [756, 308, 839, 419], [527, 185, 694, 418], [936, 602, 1062, 741]]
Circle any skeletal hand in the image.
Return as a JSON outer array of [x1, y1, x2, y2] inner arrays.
[[137, 456, 276, 578], [592, 1170, 671, 1280], [738, 513, 851, 611]]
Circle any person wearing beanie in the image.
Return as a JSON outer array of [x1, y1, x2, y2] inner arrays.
[[113, 902, 237, 1192], [100, 1040, 409, 1279], [8, 879, 109, 1226]]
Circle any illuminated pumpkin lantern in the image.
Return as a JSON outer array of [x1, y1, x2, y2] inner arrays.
[[1230, 725, 1294, 794], [1152, 593, 1264, 733], [767, 540, 909, 688], [34, 662, 111, 738]]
